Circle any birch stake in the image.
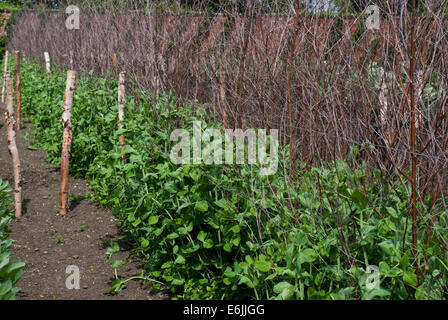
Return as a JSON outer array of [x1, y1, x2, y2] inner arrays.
[[44, 52, 51, 73], [4, 71, 22, 218], [14, 51, 21, 130], [1, 50, 8, 103], [59, 71, 76, 215], [415, 70, 424, 130], [69, 50, 74, 70], [117, 71, 126, 162], [378, 67, 388, 126], [112, 53, 117, 76], [219, 70, 228, 129]]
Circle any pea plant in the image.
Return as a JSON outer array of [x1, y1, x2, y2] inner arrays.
[[0, 179, 25, 300], [17, 58, 448, 300]]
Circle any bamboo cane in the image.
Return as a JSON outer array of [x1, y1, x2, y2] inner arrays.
[[4, 71, 22, 218], [14, 51, 21, 130], [118, 71, 126, 162], [59, 70, 76, 215], [44, 52, 51, 73], [1, 50, 8, 103]]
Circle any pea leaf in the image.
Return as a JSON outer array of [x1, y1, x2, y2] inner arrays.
[[147, 216, 159, 225], [195, 201, 208, 212], [273, 281, 295, 300], [254, 260, 271, 273]]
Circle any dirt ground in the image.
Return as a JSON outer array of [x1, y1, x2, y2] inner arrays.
[[0, 109, 169, 300]]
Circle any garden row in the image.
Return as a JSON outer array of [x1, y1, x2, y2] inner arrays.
[[15, 55, 448, 300]]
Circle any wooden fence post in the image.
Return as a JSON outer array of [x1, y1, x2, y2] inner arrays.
[[14, 51, 21, 130], [44, 52, 51, 73], [59, 70, 76, 215], [4, 71, 22, 218], [1, 50, 9, 103], [118, 71, 126, 162]]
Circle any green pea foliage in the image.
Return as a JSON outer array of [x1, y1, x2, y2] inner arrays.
[[15, 56, 448, 300]]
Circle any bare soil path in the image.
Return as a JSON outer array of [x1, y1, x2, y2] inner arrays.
[[0, 110, 167, 300]]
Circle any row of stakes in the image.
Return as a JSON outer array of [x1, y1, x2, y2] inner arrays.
[[2, 50, 127, 218]]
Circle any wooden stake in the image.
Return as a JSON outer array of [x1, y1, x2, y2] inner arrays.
[[14, 51, 21, 130], [69, 50, 74, 70], [59, 71, 76, 215], [100, 53, 105, 74], [112, 53, 117, 76], [117, 71, 126, 162], [378, 67, 388, 126], [4, 71, 22, 218], [1, 50, 8, 103], [44, 52, 51, 73], [219, 70, 228, 129]]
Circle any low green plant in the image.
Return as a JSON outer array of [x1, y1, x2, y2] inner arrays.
[[54, 235, 64, 245], [105, 241, 163, 294], [0, 179, 25, 300]]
